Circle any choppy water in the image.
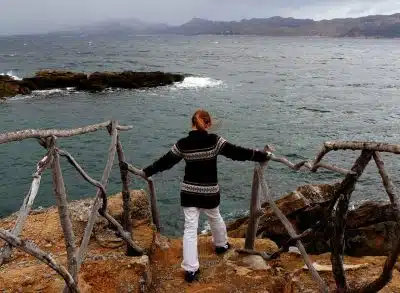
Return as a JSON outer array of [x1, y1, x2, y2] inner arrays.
[[1, 34, 400, 235]]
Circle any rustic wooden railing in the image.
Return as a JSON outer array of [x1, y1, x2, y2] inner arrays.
[[0, 121, 161, 293], [239, 142, 400, 293], [0, 121, 399, 293]]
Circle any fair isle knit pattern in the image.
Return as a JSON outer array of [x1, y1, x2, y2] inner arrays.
[[172, 137, 227, 161], [181, 182, 220, 194], [144, 130, 268, 209]]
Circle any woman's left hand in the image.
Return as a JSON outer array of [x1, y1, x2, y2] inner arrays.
[[136, 169, 147, 179]]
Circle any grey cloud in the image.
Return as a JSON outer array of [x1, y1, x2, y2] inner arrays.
[[0, 0, 399, 35]]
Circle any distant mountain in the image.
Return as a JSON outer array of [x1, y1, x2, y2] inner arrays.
[[165, 14, 400, 38], [56, 14, 400, 38], [61, 18, 168, 35]]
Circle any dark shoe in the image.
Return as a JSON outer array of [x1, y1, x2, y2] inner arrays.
[[184, 269, 200, 283], [215, 243, 231, 255]]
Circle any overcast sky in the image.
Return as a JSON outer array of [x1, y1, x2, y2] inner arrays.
[[1, 0, 399, 35]]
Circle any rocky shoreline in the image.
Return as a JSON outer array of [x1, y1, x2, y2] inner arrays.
[[1, 187, 400, 292], [0, 70, 185, 100]]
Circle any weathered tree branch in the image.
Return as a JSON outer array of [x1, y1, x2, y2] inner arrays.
[[58, 149, 106, 196], [267, 226, 317, 260], [76, 121, 118, 270], [373, 152, 398, 206], [311, 141, 400, 171], [116, 135, 134, 255], [0, 229, 80, 293], [124, 162, 149, 181], [0, 153, 52, 265], [52, 150, 78, 290], [58, 148, 143, 256], [256, 164, 329, 293], [304, 162, 355, 175], [98, 209, 144, 256], [330, 150, 373, 293], [267, 153, 353, 175], [0, 121, 132, 144], [148, 179, 161, 232], [325, 141, 400, 154], [245, 164, 263, 250], [350, 152, 400, 293], [122, 161, 161, 231]]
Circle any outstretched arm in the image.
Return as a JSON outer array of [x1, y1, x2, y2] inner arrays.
[[219, 140, 271, 162], [143, 144, 183, 177]]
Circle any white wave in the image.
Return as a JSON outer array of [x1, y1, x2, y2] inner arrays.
[[0, 71, 22, 80], [34, 88, 72, 95], [174, 77, 224, 89], [8, 87, 75, 101]]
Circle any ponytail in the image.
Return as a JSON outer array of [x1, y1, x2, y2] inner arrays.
[[192, 109, 212, 131]]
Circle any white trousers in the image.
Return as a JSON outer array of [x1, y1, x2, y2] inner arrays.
[[181, 206, 228, 272]]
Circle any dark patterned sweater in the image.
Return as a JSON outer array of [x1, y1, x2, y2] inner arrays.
[[143, 130, 269, 209]]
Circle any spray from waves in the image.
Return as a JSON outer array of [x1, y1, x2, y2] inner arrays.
[[9, 87, 76, 101], [0, 71, 22, 80], [173, 76, 225, 90]]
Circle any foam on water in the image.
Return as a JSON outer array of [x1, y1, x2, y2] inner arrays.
[[8, 87, 75, 101], [0, 71, 22, 80], [173, 76, 224, 89]]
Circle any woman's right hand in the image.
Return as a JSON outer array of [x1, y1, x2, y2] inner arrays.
[[264, 144, 275, 153]]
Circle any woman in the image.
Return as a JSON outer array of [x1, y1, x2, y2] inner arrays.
[[140, 109, 271, 282]]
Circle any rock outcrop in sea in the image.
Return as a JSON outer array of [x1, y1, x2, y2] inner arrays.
[[0, 70, 185, 100]]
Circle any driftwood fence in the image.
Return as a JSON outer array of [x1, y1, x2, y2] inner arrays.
[[0, 121, 160, 293], [0, 121, 399, 293], [239, 142, 400, 293]]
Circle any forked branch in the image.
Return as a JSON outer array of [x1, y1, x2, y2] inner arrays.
[[0, 229, 80, 293]]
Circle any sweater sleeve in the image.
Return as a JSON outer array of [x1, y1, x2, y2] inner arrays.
[[219, 140, 269, 162], [143, 144, 183, 177]]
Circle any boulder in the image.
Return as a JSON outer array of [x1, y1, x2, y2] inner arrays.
[[346, 221, 398, 256], [227, 183, 398, 256], [69, 189, 151, 242], [0, 75, 32, 98], [227, 183, 338, 240]]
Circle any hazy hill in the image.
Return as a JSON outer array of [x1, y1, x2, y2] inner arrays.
[[57, 13, 400, 38], [166, 14, 400, 38]]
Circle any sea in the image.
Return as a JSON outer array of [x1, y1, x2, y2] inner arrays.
[[1, 33, 400, 236]]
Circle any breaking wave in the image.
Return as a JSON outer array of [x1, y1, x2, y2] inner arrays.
[[173, 76, 224, 89], [9, 88, 75, 101], [0, 71, 22, 80]]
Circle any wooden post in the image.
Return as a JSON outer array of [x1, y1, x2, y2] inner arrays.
[[349, 152, 400, 293], [52, 149, 78, 291], [0, 154, 51, 265], [116, 135, 134, 255], [244, 165, 261, 250], [148, 179, 161, 232], [330, 150, 373, 293], [76, 121, 118, 270], [123, 162, 161, 231], [256, 164, 329, 293], [0, 228, 80, 293]]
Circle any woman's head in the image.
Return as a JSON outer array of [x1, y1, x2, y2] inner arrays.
[[192, 109, 212, 131]]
